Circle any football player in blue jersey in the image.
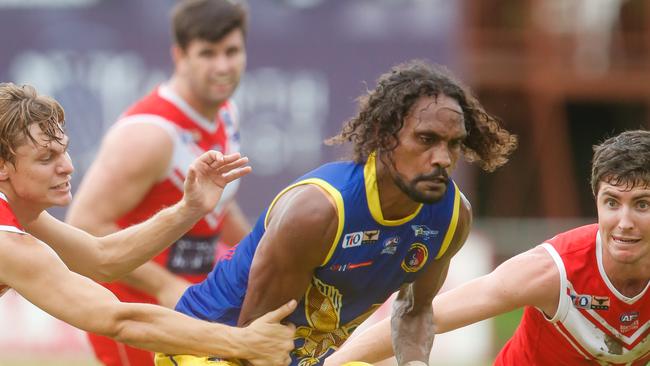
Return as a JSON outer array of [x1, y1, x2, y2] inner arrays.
[[162, 60, 517, 366]]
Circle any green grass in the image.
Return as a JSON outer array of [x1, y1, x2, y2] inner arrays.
[[493, 307, 524, 353]]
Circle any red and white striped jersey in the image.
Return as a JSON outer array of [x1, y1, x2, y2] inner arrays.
[[496, 224, 650, 366], [105, 84, 240, 302], [0, 192, 26, 297]]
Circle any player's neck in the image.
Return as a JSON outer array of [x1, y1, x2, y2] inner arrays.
[[374, 158, 420, 220], [602, 254, 650, 298], [608, 276, 649, 298], [0, 188, 45, 226], [167, 77, 222, 122]]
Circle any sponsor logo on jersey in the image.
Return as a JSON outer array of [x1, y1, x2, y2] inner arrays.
[[620, 311, 639, 324], [571, 294, 591, 309], [411, 225, 438, 240], [401, 242, 428, 272], [363, 230, 380, 241], [620, 320, 639, 333], [591, 296, 610, 310], [342, 230, 380, 248], [381, 236, 400, 255], [571, 294, 609, 310], [329, 260, 373, 272], [620, 311, 640, 332]]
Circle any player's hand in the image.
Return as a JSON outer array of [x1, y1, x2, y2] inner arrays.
[[241, 299, 297, 366], [181, 151, 251, 217]]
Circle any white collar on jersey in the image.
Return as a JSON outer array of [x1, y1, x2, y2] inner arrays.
[[157, 84, 220, 134], [596, 230, 649, 303]]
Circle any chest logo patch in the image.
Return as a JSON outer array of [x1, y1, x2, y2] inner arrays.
[[619, 311, 640, 333], [591, 296, 610, 310], [571, 294, 610, 310], [401, 242, 428, 273], [342, 230, 380, 248], [381, 236, 400, 255], [411, 225, 438, 240]]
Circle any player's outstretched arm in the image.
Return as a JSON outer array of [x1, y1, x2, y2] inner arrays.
[[67, 122, 175, 237], [27, 150, 251, 282], [0, 232, 295, 363], [390, 197, 472, 366], [65, 123, 193, 304], [327, 243, 561, 365]]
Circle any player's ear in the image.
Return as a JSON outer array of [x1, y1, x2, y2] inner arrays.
[[0, 156, 16, 181], [171, 44, 184, 65], [0, 160, 9, 181]]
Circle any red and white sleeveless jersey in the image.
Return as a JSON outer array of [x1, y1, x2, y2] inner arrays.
[[0, 192, 26, 297], [107, 85, 240, 299], [496, 224, 650, 366]]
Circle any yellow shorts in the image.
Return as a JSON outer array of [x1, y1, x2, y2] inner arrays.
[[154, 353, 242, 366]]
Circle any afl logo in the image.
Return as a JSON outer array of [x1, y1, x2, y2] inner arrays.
[[620, 312, 639, 324], [401, 243, 428, 273]]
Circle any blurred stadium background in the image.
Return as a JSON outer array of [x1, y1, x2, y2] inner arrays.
[[0, 0, 648, 365]]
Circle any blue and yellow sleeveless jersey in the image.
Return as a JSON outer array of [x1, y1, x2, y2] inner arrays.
[[176, 154, 462, 366]]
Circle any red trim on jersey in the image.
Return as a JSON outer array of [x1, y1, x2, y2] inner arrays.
[[0, 197, 24, 231]]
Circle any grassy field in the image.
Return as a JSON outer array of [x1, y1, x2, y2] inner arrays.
[[494, 307, 524, 350]]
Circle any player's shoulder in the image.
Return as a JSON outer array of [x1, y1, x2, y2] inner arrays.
[[545, 223, 598, 255], [102, 118, 174, 156], [458, 189, 472, 221], [122, 86, 170, 116], [0, 229, 65, 287], [0, 228, 30, 247], [0, 226, 37, 275], [497, 245, 560, 297], [93, 122, 174, 181], [270, 183, 339, 226], [511, 245, 562, 312]]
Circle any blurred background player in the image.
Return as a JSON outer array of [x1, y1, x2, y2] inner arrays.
[[327, 130, 650, 365], [0, 82, 295, 366], [164, 60, 517, 366], [66, 0, 250, 365]]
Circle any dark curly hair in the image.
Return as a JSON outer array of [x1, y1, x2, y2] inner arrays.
[[327, 60, 517, 172], [591, 130, 650, 195]]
